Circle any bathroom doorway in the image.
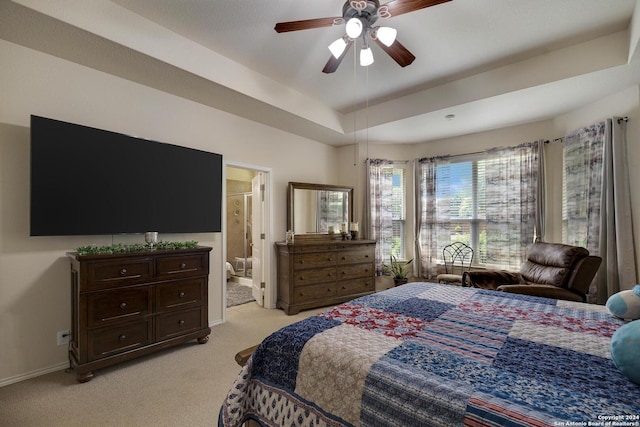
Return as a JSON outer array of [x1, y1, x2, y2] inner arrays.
[[225, 164, 272, 310]]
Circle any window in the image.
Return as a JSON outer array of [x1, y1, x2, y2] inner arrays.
[[389, 166, 406, 259], [366, 159, 408, 272], [435, 158, 486, 264], [418, 142, 539, 274]]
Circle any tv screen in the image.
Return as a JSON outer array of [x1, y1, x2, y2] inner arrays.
[[30, 115, 223, 236]]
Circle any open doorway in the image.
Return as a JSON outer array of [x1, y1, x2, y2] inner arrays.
[[224, 163, 272, 311]]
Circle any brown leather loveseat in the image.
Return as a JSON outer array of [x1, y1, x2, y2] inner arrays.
[[462, 241, 602, 302]]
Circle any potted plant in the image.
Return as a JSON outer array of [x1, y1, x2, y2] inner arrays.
[[383, 255, 414, 286]]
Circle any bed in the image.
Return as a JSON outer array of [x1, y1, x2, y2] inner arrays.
[[219, 282, 640, 426]]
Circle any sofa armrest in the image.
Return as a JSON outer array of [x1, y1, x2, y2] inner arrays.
[[496, 284, 585, 302], [462, 270, 521, 290]]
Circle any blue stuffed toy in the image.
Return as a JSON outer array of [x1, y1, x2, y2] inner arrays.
[[611, 320, 640, 384], [607, 285, 640, 320]]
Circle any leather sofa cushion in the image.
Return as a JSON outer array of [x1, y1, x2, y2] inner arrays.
[[520, 242, 589, 287]]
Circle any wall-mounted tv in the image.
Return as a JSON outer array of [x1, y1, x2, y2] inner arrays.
[[30, 115, 222, 236]]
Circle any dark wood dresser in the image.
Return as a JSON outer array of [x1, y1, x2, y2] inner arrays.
[[67, 246, 212, 382], [275, 240, 376, 315]]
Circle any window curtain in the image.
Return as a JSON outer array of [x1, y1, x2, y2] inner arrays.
[[563, 122, 605, 303], [597, 118, 637, 303], [364, 159, 394, 274], [562, 123, 604, 252], [415, 155, 452, 279], [415, 144, 540, 276], [484, 142, 540, 269], [535, 140, 546, 242]]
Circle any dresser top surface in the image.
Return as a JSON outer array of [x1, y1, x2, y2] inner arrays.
[[67, 246, 212, 261], [276, 239, 375, 247]]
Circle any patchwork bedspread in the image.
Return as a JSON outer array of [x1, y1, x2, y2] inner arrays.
[[219, 282, 640, 427]]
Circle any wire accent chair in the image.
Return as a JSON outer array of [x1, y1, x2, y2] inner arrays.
[[437, 242, 474, 286]]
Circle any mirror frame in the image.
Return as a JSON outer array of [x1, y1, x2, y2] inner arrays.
[[287, 182, 354, 238]]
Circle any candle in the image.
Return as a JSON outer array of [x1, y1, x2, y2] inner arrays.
[[340, 223, 347, 233], [350, 222, 359, 232]]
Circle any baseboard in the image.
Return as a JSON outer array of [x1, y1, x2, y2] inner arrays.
[[0, 361, 70, 388], [209, 318, 223, 328]]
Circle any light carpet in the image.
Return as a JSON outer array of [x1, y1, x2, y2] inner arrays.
[[0, 303, 323, 427]]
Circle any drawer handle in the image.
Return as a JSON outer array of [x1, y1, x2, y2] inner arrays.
[[299, 276, 305, 280], [299, 292, 305, 296], [119, 302, 127, 309], [365, 254, 369, 258], [179, 291, 185, 298], [327, 288, 332, 292], [328, 257, 333, 261], [119, 334, 126, 341], [299, 260, 304, 264], [179, 320, 185, 326], [342, 256, 347, 260], [120, 268, 127, 276], [327, 273, 333, 277], [180, 263, 187, 269], [342, 286, 347, 290]]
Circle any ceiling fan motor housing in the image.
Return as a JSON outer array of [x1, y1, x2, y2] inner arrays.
[[342, 0, 380, 29]]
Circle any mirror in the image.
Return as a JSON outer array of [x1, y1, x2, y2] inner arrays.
[[287, 182, 354, 236]]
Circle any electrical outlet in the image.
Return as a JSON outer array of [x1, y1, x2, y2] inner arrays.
[[57, 330, 70, 346]]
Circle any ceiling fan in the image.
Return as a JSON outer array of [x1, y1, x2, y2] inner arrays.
[[274, 0, 451, 73]]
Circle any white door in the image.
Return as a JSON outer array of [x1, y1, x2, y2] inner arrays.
[[251, 173, 265, 306]]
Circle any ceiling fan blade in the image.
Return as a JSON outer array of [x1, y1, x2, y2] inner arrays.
[[383, 0, 451, 17], [373, 38, 416, 67], [274, 17, 339, 33], [322, 39, 354, 74]]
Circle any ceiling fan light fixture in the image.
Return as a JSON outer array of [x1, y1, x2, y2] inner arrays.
[[376, 26, 397, 47], [360, 45, 374, 66], [329, 37, 348, 59], [345, 17, 364, 39]]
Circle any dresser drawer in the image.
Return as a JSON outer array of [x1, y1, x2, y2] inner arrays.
[[292, 267, 336, 286], [87, 287, 152, 328], [156, 307, 204, 341], [338, 277, 374, 296], [338, 262, 374, 281], [337, 247, 374, 265], [88, 320, 152, 361], [156, 278, 205, 312], [85, 258, 153, 291], [293, 283, 337, 304], [156, 253, 208, 279], [293, 252, 337, 270]]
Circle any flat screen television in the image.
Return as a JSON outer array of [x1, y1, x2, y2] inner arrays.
[[30, 115, 223, 236]]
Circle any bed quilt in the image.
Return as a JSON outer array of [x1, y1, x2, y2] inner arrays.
[[219, 282, 640, 427]]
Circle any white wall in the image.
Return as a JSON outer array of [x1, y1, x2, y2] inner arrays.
[[0, 40, 340, 385]]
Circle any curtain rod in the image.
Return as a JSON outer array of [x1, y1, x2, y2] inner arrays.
[[364, 158, 409, 164], [549, 116, 629, 143]]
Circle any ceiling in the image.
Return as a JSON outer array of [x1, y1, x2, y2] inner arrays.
[[6, 0, 640, 146]]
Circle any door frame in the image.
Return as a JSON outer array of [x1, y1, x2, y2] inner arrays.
[[222, 161, 274, 321]]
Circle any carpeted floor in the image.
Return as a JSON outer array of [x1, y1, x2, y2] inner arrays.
[[0, 303, 323, 427], [226, 281, 255, 307]]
